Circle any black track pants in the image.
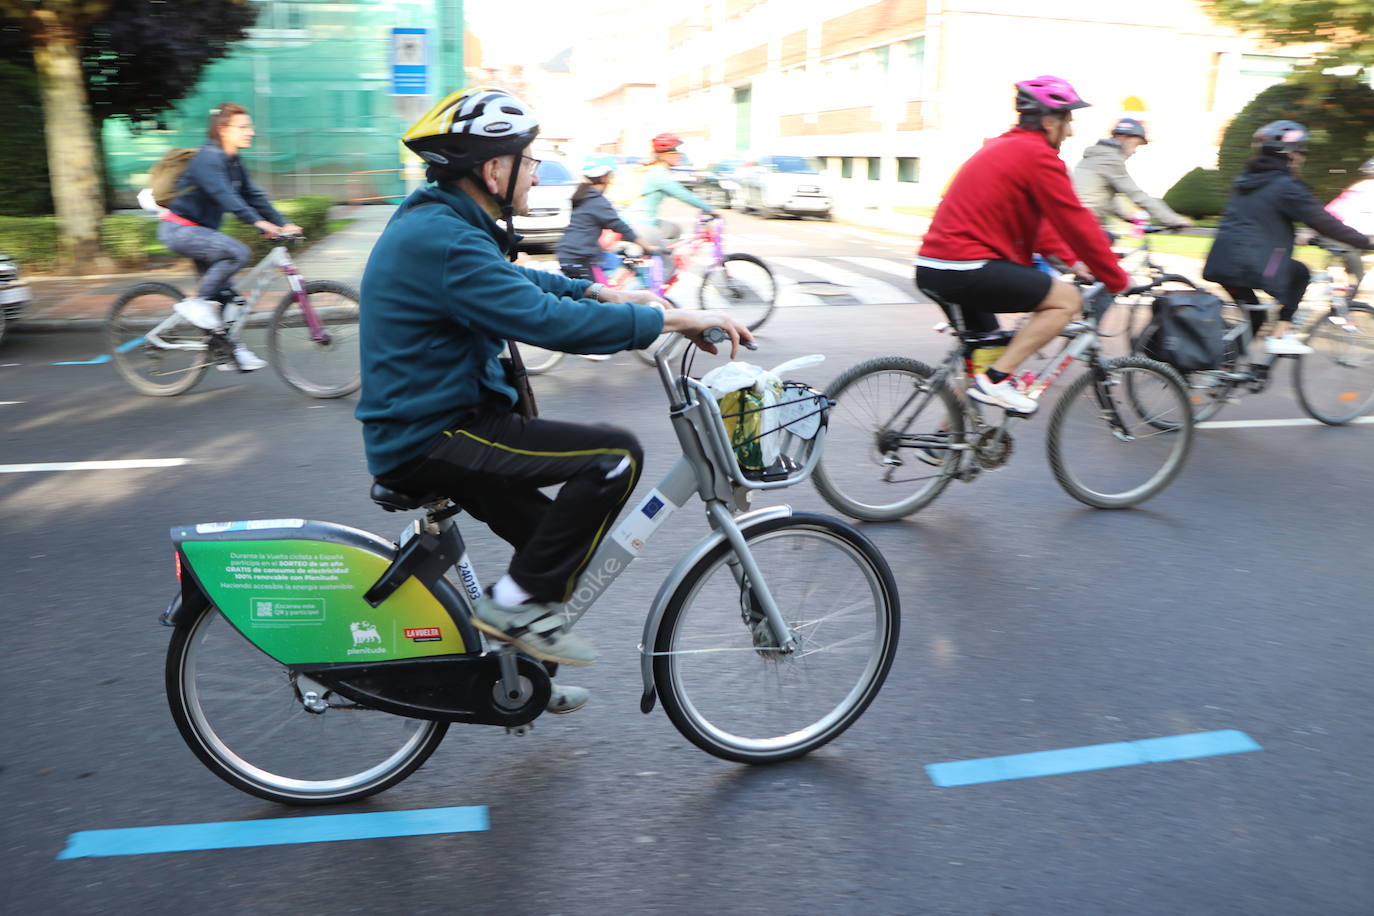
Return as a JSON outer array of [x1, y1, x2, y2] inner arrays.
[[379, 406, 643, 604]]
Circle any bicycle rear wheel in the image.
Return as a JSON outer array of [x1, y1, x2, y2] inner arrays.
[[267, 280, 361, 398], [1047, 356, 1194, 508], [513, 342, 565, 375], [106, 282, 210, 396], [1130, 320, 1243, 425], [1294, 304, 1374, 424], [166, 603, 448, 805], [812, 356, 963, 521], [698, 253, 777, 331], [654, 513, 899, 763]]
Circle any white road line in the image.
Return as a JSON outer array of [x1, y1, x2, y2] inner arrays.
[[1198, 416, 1374, 429], [835, 256, 916, 281], [0, 401, 21, 406], [0, 458, 192, 473], [770, 257, 913, 304]]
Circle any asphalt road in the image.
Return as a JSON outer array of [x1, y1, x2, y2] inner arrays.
[[2, 211, 1372, 915]]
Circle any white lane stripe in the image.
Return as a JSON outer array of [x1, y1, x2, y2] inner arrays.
[[0, 401, 21, 406], [770, 257, 913, 304], [1198, 416, 1374, 429], [836, 256, 917, 281], [0, 458, 192, 473]]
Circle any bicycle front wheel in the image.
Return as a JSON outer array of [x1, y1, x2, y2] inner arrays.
[[1294, 304, 1374, 424], [106, 282, 210, 396], [654, 513, 899, 763], [513, 341, 565, 375], [267, 280, 361, 398], [166, 603, 448, 805], [813, 356, 963, 521], [1047, 356, 1194, 508], [698, 253, 777, 331]]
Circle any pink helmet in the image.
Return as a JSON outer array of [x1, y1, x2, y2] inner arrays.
[[1014, 75, 1090, 115]]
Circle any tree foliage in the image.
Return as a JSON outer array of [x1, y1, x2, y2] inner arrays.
[[0, 60, 51, 216], [1208, 0, 1374, 73], [1217, 76, 1374, 203]]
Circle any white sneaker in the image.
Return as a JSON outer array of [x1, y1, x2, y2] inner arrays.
[[173, 297, 222, 330], [472, 596, 598, 666], [546, 684, 589, 714], [216, 346, 267, 372], [968, 373, 1038, 414], [1263, 333, 1313, 356]]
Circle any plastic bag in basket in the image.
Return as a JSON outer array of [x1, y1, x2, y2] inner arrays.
[[701, 355, 825, 469]]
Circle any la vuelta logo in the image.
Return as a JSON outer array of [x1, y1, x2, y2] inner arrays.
[[404, 627, 442, 642]]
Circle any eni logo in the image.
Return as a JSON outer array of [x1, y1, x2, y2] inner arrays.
[[350, 621, 382, 646]]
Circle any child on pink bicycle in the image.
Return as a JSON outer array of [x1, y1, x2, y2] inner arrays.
[[555, 155, 641, 283]]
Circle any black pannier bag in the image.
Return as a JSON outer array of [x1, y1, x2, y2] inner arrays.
[[1142, 291, 1226, 372]]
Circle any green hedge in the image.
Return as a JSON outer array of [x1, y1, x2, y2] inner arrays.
[[1163, 167, 1229, 219], [0, 196, 338, 272]]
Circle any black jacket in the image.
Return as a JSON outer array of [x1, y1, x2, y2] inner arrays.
[[554, 186, 637, 262], [1203, 155, 1370, 296]]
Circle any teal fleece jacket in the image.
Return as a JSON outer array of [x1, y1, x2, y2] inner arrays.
[[356, 184, 665, 475]]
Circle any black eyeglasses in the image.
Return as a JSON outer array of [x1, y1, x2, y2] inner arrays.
[[520, 155, 542, 171]]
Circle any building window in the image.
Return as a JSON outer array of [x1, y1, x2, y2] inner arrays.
[[841, 157, 853, 178], [897, 157, 920, 183], [867, 157, 881, 180]]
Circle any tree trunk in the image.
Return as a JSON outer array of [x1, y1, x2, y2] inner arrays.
[[29, 10, 114, 273]]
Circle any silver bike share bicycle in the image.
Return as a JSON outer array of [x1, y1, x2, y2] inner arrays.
[[106, 234, 360, 398], [161, 328, 900, 805]]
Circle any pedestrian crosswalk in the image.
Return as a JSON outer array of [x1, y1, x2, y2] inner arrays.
[[525, 254, 927, 308]]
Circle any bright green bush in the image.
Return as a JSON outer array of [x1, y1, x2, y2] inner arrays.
[[1163, 167, 1230, 218], [222, 195, 334, 260]]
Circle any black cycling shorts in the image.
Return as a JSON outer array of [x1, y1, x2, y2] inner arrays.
[[916, 260, 1053, 334]]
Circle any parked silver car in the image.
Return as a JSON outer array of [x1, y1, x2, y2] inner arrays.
[[0, 251, 33, 323], [736, 155, 833, 220]]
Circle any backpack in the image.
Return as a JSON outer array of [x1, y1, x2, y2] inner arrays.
[[149, 148, 200, 207], [1142, 291, 1226, 372]]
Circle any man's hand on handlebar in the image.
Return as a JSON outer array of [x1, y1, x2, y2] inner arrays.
[[662, 309, 754, 358]]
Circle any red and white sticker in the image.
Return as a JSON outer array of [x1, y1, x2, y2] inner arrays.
[[404, 627, 442, 642]]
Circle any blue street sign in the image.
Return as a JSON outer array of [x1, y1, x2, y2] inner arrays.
[[392, 27, 428, 96]]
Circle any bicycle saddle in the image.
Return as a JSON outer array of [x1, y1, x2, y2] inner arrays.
[[369, 482, 445, 512]]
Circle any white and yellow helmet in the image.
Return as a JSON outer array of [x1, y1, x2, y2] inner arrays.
[[402, 86, 539, 173]]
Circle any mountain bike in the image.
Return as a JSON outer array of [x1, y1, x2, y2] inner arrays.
[[1128, 242, 1374, 425], [105, 235, 360, 398], [516, 215, 779, 375], [812, 281, 1195, 520], [162, 328, 899, 805]]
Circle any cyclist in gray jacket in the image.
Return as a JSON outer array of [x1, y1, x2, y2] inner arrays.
[[1073, 118, 1191, 233], [555, 155, 639, 281]]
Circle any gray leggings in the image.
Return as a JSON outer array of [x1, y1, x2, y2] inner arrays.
[[157, 222, 250, 299]]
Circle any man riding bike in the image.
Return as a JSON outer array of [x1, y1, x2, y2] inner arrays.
[[1073, 117, 1192, 233], [916, 75, 1130, 414], [355, 87, 751, 714]]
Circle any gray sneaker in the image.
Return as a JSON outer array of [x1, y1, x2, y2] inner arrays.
[[472, 596, 598, 666], [546, 683, 589, 714]]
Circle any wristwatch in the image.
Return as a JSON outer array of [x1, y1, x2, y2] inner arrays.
[[585, 282, 605, 301]]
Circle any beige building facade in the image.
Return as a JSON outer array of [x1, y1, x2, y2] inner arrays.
[[659, 0, 1318, 217]]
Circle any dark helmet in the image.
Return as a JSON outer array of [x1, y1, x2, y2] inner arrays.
[[1252, 120, 1309, 157], [1111, 117, 1148, 143]]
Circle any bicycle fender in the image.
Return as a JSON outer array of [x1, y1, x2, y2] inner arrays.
[[638, 504, 792, 714]]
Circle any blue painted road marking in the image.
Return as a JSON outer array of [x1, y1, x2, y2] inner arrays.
[[57, 805, 489, 859], [53, 354, 110, 366], [925, 729, 1261, 787]]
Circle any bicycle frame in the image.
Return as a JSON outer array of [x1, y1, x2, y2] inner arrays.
[[141, 243, 325, 353]]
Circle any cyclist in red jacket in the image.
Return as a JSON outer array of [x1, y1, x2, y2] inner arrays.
[[916, 75, 1129, 413]]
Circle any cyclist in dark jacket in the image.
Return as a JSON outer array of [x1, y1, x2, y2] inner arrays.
[[1203, 120, 1373, 354], [159, 102, 301, 370], [555, 155, 639, 280]]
